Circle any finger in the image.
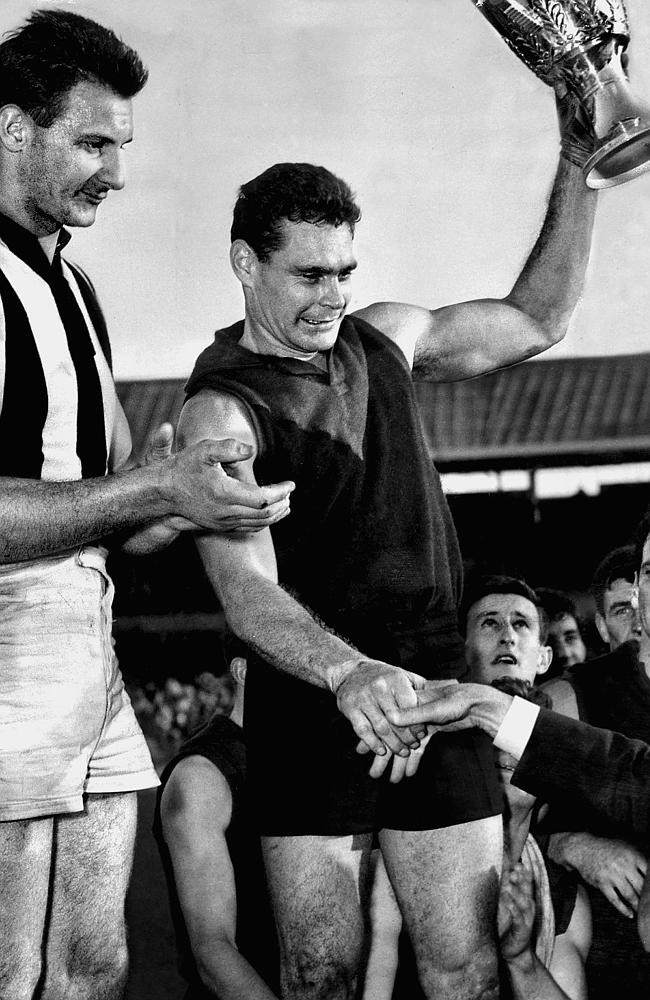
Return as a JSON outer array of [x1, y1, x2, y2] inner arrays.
[[368, 752, 393, 780], [355, 739, 372, 756], [347, 709, 389, 757], [205, 437, 254, 465], [389, 754, 408, 784], [604, 887, 635, 918], [259, 481, 296, 505]]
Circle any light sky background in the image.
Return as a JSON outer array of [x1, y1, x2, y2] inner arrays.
[[5, 0, 650, 382]]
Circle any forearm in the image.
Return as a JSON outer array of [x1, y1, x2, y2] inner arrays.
[[505, 157, 597, 342], [195, 939, 278, 1000], [0, 467, 169, 563], [217, 565, 359, 690], [505, 950, 571, 1000]]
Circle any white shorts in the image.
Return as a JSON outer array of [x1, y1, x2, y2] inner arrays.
[[0, 546, 159, 821]]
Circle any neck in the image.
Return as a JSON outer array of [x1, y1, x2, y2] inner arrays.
[[38, 232, 59, 264], [230, 690, 244, 728], [240, 316, 320, 362], [640, 634, 650, 676]]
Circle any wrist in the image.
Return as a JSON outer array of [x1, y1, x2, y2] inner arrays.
[[472, 686, 511, 738], [327, 657, 361, 695], [505, 948, 537, 975]]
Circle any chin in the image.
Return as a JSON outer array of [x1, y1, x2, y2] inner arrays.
[[64, 204, 100, 228]]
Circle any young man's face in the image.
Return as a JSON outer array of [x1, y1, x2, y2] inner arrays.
[[598, 577, 641, 650], [546, 613, 586, 671], [243, 219, 357, 355], [465, 593, 551, 686], [16, 78, 133, 235]]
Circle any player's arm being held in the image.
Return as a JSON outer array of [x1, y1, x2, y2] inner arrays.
[[0, 414, 294, 564], [178, 390, 426, 759]]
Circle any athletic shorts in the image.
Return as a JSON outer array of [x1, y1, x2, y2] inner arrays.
[[245, 667, 503, 836], [0, 546, 159, 821]]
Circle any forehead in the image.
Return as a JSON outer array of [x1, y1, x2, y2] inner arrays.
[[272, 220, 355, 269], [468, 593, 539, 625], [548, 613, 578, 634], [604, 577, 635, 606], [50, 79, 133, 142]]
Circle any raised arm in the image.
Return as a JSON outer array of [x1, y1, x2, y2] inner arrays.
[[159, 756, 279, 1000], [356, 152, 596, 382], [178, 390, 427, 760]]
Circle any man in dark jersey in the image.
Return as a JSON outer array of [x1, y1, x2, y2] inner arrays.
[[155, 647, 280, 1000], [178, 151, 596, 1000], [541, 513, 650, 1000]]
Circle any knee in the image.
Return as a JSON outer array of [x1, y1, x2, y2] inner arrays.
[[45, 939, 129, 1000], [417, 941, 499, 1000], [282, 944, 360, 1000]]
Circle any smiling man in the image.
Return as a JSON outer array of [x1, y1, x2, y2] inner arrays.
[[0, 11, 294, 1000], [178, 148, 596, 1000]]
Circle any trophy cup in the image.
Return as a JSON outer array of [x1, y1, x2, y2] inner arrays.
[[470, 0, 650, 188]]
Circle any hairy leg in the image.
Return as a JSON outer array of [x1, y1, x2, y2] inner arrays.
[[0, 815, 53, 1000], [40, 792, 138, 1000], [262, 833, 373, 1000], [379, 815, 503, 1000]]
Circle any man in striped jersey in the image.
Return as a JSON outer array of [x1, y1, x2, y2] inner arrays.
[[0, 9, 294, 1000]]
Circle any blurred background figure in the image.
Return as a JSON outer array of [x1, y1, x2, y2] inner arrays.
[[590, 544, 642, 652], [536, 589, 588, 678]]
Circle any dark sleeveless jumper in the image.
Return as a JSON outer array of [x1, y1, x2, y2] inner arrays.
[[185, 315, 501, 835]]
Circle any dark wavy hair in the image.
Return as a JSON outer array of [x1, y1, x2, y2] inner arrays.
[[591, 544, 637, 616], [0, 8, 148, 127], [231, 162, 361, 261], [460, 574, 548, 642]]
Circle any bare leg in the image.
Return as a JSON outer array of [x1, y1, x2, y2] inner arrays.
[[0, 816, 53, 999], [262, 833, 373, 1000], [361, 849, 402, 1000], [379, 814, 503, 1000], [40, 792, 137, 1000]]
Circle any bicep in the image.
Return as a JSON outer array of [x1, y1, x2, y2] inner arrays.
[[355, 298, 544, 382], [161, 758, 238, 946], [109, 395, 133, 472]]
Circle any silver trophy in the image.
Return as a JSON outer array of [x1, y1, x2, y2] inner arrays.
[[470, 0, 650, 188]]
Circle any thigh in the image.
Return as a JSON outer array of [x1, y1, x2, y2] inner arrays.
[[46, 792, 137, 972], [262, 833, 372, 999], [379, 816, 502, 987], [0, 815, 53, 989]]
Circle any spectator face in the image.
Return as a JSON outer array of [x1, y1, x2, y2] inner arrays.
[[597, 577, 642, 650], [465, 593, 552, 685], [546, 613, 586, 671]]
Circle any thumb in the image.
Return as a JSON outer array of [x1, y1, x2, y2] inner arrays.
[[205, 437, 254, 465], [146, 422, 174, 464]]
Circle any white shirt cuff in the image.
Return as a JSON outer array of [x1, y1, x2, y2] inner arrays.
[[494, 696, 540, 759]]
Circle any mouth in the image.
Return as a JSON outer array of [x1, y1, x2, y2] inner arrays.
[[300, 315, 341, 329], [79, 189, 108, 205], [492, 654, 518, 666]]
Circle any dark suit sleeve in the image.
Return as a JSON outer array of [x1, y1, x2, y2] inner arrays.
[[512, 708, 650, 840]]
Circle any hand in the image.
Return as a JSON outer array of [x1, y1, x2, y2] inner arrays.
[[387, 680, 511, 740], [498, 862, 537, 966], [159, 437, 295, 533], [555, 80, 596, 168], [549, 832, 647, 918], [330, 660, 428, 757], [357, 729, 434, 783]]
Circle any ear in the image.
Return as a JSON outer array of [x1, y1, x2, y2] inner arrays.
[[536, 645, 553, 677], [229, 655, 247, 687], [230, 239, 258, 288], [0, 105, 29, 152], [595, 612, 610, 645]]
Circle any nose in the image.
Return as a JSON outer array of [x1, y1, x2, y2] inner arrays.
[[631, 611, 642, 636], [319, 277, 346, 310], [99, 147, 126, 191], [499, 624, 516, 644]]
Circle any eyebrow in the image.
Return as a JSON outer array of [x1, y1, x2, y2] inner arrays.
[[609, 599, 633, 611], [295, 262, 357, 276]]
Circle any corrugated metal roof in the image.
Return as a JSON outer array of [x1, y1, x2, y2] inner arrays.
[[117, 352, 650, 471]]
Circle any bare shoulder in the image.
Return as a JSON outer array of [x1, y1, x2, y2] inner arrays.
[[352, 302, 434, 369], [539, 676, 579, 719], [161, 754, 233, 836], [178, 388, 258, 454]]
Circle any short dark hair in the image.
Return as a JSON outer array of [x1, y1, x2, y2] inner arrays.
[[0, 8, 148, 127], [231, 162, 362, 261], [535, 587, 579, 625], [490, 676, 553, 711], [633, 510, 650, 579], [460, 574, 547, 642], [591, 544, 637, 616]]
